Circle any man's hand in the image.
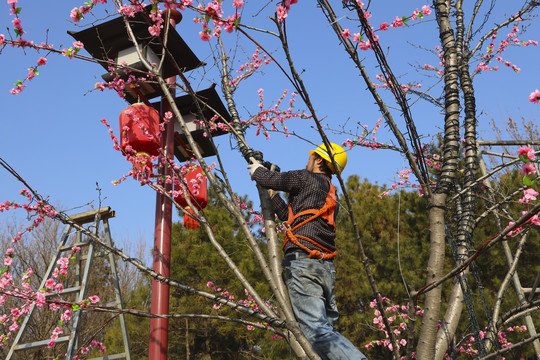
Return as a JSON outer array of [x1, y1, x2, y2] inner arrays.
[[247, 158, 263, 179], [268, 189, 278, 199]]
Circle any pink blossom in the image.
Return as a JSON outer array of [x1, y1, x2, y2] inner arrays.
[[73, 41, 84, 49], [505, 221, 523, 237], [61, 309, 72, 322], [528, 89, 540, 104], [422, 5, 432, 16], [531, 214, 540, 226], [4, 257, 13, 266], [359, 40, 371, 50], [233, 0, 243, 9], [12, 17, 23, 33], [342, 28, 351, 39], [277, 5, 288, 22], [45, 278, 56, 289], [148, 25, 162, 36], [37, 57, 47, 66], [70, 8, 82, 22], [224, 22, 235, 33], [520, 163, 536, 176], [199, 30, 211, 41], [391, 16, 403, 28], [379, 22, 389, 31], [88, 295, 100, 303], [518, 146, 536, 161], [519, 188, 538, 203]]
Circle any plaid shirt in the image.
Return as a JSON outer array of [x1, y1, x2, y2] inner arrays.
[[252, 167, 337, 254]]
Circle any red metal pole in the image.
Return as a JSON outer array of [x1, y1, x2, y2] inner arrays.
[[149, 9, 182, 360]]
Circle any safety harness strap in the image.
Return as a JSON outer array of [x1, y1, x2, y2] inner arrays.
[[282, 180, 337, 260]]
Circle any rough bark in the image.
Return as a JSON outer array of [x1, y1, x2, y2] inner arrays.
[[417, 0, 461, 357]]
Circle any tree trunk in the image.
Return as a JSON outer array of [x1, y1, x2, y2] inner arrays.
[[417, 192, 448, 358], [418, 1, 461, 357]]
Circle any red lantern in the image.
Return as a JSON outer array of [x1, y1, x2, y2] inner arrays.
[[174, 165, 208, 230], [119, 103, 162, 180]]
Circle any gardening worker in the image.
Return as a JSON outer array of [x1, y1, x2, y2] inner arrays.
[[248, 143, 367, 360]]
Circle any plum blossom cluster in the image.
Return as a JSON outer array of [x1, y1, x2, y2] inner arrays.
[[95, 62, 157, 99], [529, 89, 540, 104], [230, 47, 272, 89], [193, 0, 242, 41], [504, 146, 539, 237], [517, 146, 537, 185], [9, 54, 48, 95], [422, 45, 445, 76], [378, 168, 417, 199], [76, 339, 106, 358], [340, 4, 432, 51], [47, 295, 102, 350], [171, 162, 212, 201], [70, 0, 108, 23], [475, 18, 538, 74], [0, 189, 59, 239], [206, 282, 281, 336], [7, 0, 23, 37], [447, 325, 528, 358], [245, 89, 308, 140], [372, 74, 422, 94], [364, 297, 422, 356], [276, 0, 299, 23], [194, 114, 231, 138], [3, 0, 56, 95], [234, 195, 278, 231], [342, 118, 384, 151]]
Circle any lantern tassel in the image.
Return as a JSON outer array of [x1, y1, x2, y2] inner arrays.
[[183, 207, 200, 230]]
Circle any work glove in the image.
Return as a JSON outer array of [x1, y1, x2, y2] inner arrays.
[[247, 159, 263, 179]]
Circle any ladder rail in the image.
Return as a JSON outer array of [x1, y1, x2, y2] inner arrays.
[[5, 207, 132, 360], [5, 223, 75, 360]]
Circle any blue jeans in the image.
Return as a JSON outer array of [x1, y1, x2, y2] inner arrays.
[[283, 252, 367, 360]]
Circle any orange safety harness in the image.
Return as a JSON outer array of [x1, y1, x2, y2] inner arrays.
[[282, 180, 338, 260]]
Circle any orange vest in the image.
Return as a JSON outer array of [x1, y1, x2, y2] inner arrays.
[[282, 180, 338, 260]]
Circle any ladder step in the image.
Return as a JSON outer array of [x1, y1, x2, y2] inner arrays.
[[88, 353, 128, 360], [14, 336, 70, 351], [45, 286, 81, 297], [59, 242, 90, 252], [102, 301, 121, 307]]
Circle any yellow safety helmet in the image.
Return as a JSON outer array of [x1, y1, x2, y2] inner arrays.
[[309, 143, 348, 175]]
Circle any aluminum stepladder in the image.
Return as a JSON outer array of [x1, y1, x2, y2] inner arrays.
[[6, 206, 132, 360]]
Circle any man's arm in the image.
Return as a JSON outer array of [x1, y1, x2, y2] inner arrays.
[[270, 192, 288, 221], [251, 166, 304, 222], [251, 166, 303, 193]]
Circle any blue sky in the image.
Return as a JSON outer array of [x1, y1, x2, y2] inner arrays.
[[1, 1, 539, 260]]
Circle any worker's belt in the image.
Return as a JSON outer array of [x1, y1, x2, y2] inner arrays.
[[282, 249, 333, 267]]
